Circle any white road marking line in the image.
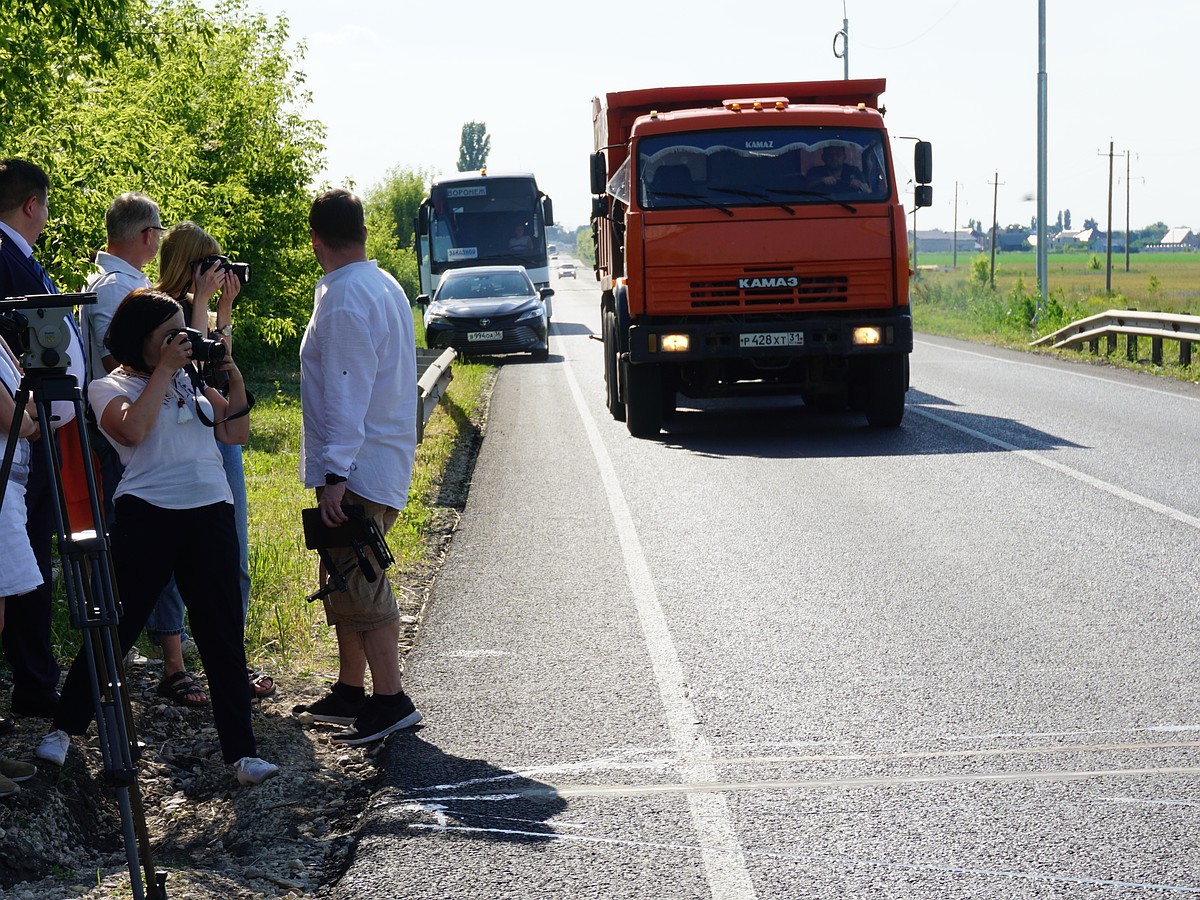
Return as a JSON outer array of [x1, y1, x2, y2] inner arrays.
[[560, 350, 757, 900], [415, 765, 1200, 803], [1096, 796, 1200, 809], [909, 405, 1200, 531], [914, 338, 1200, 402], [404, 822, 1200, 894]]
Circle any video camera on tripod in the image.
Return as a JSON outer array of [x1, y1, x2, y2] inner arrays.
[[0, 291, 95, 371]]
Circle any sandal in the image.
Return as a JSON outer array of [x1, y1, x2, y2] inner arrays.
[[248, 669, 276, 699], [156, 670, 209, 708]]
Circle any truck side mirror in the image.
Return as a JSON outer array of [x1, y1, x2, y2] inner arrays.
[[914, 141, 933, 185], [914, 185, 933, 208], [591, 195, 610, 219], [590, 152, 608, 195]]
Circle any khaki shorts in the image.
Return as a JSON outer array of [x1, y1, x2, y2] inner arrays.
[[318, 489, 400, 631]]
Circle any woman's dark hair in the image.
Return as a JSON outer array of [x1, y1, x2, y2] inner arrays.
[[105, 288, 182, 373]]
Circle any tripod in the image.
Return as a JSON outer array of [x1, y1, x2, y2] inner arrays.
[[0, 367, 166, 899]]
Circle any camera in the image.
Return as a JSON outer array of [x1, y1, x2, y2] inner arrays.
[[0, 292, 95, 371], [196, 254, 251, 286], [170, 326, 226, 364]]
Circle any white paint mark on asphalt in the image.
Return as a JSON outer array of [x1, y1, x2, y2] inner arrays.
[[443, 649, 511, 658], [414, 764, 1200, 802], [560, 349, 757, 900], [909, 405, 1200, 531], [404, 821, 1200, 894], [915, 338, 1200, 403]]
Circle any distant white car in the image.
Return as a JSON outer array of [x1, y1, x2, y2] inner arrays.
[[558, 263, 576, 279]]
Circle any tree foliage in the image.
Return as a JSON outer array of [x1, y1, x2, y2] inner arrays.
[[457, 121, 490, 172], [0, 0, 325, 364], [364, 166, 432, 300]]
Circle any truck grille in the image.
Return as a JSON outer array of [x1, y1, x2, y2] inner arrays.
[[646, 261, 892, 313]]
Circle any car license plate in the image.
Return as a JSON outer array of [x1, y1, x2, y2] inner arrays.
[[468, 330, 502, 342], [739, 331, 804, 348]]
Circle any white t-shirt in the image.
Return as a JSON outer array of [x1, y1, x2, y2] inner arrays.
[[88, 368, 232, 509], [0, 346, 40, 597], [299, 260, 416, 510], [83, 252, 150, 384]]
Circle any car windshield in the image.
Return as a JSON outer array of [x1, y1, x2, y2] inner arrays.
[[436, 271, 533, 301], [636, 126, 890, 210]]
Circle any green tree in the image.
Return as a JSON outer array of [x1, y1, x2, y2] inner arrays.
[[364, 165, 432, 300], [457, 121, 490, 172]]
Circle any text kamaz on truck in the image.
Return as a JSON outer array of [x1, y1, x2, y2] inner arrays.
[[588, 80, 932, 437]]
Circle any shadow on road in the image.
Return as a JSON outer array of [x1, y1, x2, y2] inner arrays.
[[654, 388, 1086, 459], [374, 732, 568, 843]]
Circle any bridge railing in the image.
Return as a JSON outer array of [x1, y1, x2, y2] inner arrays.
[[415, 347, 456, 443], [1030, 309, 1200, 366]]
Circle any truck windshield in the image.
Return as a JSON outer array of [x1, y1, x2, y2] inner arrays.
[[637, 127, 890, 210]]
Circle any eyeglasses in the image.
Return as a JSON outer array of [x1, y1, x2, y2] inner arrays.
[[142, 225, 167, 234]]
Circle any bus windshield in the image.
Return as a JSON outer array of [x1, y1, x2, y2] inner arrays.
[[636, 127, 890, 210], [428, 177, 547, 271]]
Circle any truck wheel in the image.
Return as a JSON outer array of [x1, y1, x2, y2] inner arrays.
[[603, 308, 625, 421], [625, 362, 663, 438], [864, 356, 907, 428]]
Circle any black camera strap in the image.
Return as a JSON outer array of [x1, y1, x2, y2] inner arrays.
[[185, 363, 255, 428]]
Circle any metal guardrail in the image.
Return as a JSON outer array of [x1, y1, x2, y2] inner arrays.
[[415, 347, 456, 443], [1031, 309, 1200, 366]]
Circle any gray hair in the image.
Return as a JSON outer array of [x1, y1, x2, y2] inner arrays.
[[105, 192, 161, 243]]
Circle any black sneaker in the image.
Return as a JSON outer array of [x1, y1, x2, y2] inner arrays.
[[331, 693, 422, 745], [11, 691, 59, 719], [291, 686, 366, 726]]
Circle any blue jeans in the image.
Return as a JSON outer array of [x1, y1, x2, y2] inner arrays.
[[146, 441, 251, 641]]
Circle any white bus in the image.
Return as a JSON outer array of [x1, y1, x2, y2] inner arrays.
[[416, 171, 554, 298]]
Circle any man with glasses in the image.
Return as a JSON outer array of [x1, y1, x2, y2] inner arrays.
[[83, 192, 165, 520]]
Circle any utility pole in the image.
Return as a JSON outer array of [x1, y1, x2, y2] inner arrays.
[[1035, 0, 1049, 316], [833, 2, 849, 79], [1099, 141, 1115, 295], [989, 171, 1002, 289], [953, 181, 959, 269]]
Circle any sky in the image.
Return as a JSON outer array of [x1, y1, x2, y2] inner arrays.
[[228, 0, 1200, 235]]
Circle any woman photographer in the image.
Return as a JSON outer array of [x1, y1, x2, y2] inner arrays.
[[35, 288, 277, 785], [141, 222, 273, 703]]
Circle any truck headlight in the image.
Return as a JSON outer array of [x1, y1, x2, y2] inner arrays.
[[660, 333, 690, 352], [853, 326, 883, 345]]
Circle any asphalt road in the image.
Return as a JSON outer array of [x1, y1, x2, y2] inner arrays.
[[329, 268, 1200, 899]]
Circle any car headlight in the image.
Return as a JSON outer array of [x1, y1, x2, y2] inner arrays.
[[516, 305, 546, 323], [425, 306, 448, 323]]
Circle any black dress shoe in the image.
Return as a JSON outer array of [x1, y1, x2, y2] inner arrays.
[[10, 692, 60, 719], [0, 716, 14, 735]]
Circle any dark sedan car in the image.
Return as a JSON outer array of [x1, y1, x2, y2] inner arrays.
[[419, 266, 553, 361]]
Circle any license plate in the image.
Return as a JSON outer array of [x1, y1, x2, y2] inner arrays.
[[739, 331, 804, 348], [468, 330, 503, 342]]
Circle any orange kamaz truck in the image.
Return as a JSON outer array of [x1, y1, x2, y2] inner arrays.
[[589, 79, 931, 437]]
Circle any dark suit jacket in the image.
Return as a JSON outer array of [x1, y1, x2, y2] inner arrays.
[[0, 229, 55, 300]]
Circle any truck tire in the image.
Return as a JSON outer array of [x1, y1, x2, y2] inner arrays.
[[603, 308, 625, 421], [625, 361, 663, 438], [864, 355, 907, 428]]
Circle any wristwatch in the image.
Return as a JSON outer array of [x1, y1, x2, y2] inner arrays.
[[324, 473, 347, 486], [216, 324, 233, 337]]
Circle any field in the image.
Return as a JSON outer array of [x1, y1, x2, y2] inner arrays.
[[912, 249, 1200, 315]]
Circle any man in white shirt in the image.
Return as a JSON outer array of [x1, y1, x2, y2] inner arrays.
[[295, 188, 422, 745], [83, 192, 164, 515]]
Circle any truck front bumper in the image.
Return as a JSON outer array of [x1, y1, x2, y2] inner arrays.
[[627, 311, 913, 363]]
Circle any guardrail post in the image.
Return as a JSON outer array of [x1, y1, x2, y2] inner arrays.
[[1106, 333, 1116, 355], [1088, 337, 1099, 355], [1182, 340, 1193, 367], [1126, 334, 1137, 361], [1151, 336, 1163, 366]]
